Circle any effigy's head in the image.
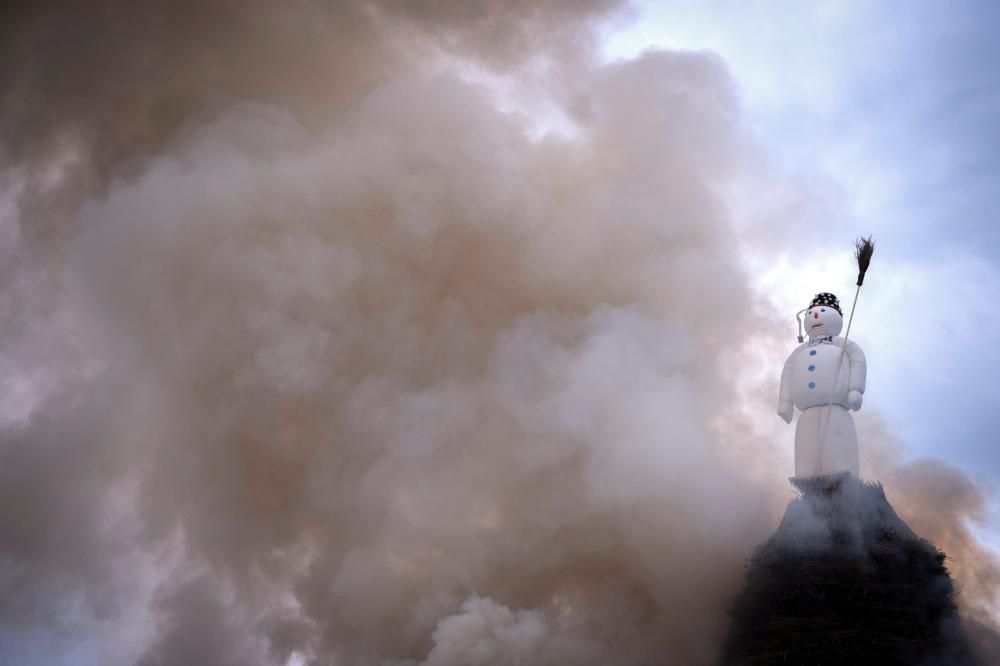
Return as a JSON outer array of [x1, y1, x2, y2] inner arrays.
[[805, 292, 843, 338]]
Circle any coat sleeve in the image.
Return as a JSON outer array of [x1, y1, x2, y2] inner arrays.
[[844, 339, 867, 394], [779, 345, 803, 406]]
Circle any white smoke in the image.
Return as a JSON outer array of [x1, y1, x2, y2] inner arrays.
[[0, 3, 997, 665]]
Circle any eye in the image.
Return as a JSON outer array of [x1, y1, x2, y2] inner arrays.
[[820, 308, 826, 312]]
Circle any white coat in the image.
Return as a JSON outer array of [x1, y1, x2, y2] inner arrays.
[[778, 337, 866, 478]]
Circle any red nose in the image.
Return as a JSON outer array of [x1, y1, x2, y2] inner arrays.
[[813, 311, 819, 319]]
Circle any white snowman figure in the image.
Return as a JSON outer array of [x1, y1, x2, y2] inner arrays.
[[778, 292, 867, 479]]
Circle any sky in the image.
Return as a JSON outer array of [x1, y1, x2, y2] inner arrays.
[[2, 2, 1000, 664], [605, 0, 1000, 505]]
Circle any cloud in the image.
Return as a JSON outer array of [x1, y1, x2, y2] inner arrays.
[[0, 2, 997, 664]]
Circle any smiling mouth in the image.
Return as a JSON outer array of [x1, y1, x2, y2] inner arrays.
[[810, 323, 823, 329]]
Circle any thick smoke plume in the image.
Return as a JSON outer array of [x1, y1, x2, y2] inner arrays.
[[0, 2, 997, 665]]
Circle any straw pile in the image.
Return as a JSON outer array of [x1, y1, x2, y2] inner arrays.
[[722, 476, 975, 665]]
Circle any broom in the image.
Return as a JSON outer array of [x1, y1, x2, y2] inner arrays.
[[814, 236, 874, 477]]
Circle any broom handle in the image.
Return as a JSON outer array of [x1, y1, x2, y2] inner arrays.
[[814, 283, 861, 476]]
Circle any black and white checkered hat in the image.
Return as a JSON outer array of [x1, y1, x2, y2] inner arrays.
[[809, 292, 841, 315]]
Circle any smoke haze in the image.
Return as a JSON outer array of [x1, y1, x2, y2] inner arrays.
[[0, 2, 997, 664]]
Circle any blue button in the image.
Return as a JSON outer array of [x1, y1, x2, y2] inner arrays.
[[809, 350, 817, 356], [808, 365, 816, 371], [808, 382, 816, 389]]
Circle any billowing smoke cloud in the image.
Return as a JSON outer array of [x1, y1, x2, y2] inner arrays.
[[0, 2, 997, 665]]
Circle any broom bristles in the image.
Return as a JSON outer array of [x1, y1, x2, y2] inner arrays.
[[855, 235, 874, 286]]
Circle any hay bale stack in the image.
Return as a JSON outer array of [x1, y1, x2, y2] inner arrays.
[[722, 477, 975, 665]]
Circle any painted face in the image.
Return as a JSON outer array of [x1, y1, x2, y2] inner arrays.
[[805, 305, 843, 338]]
